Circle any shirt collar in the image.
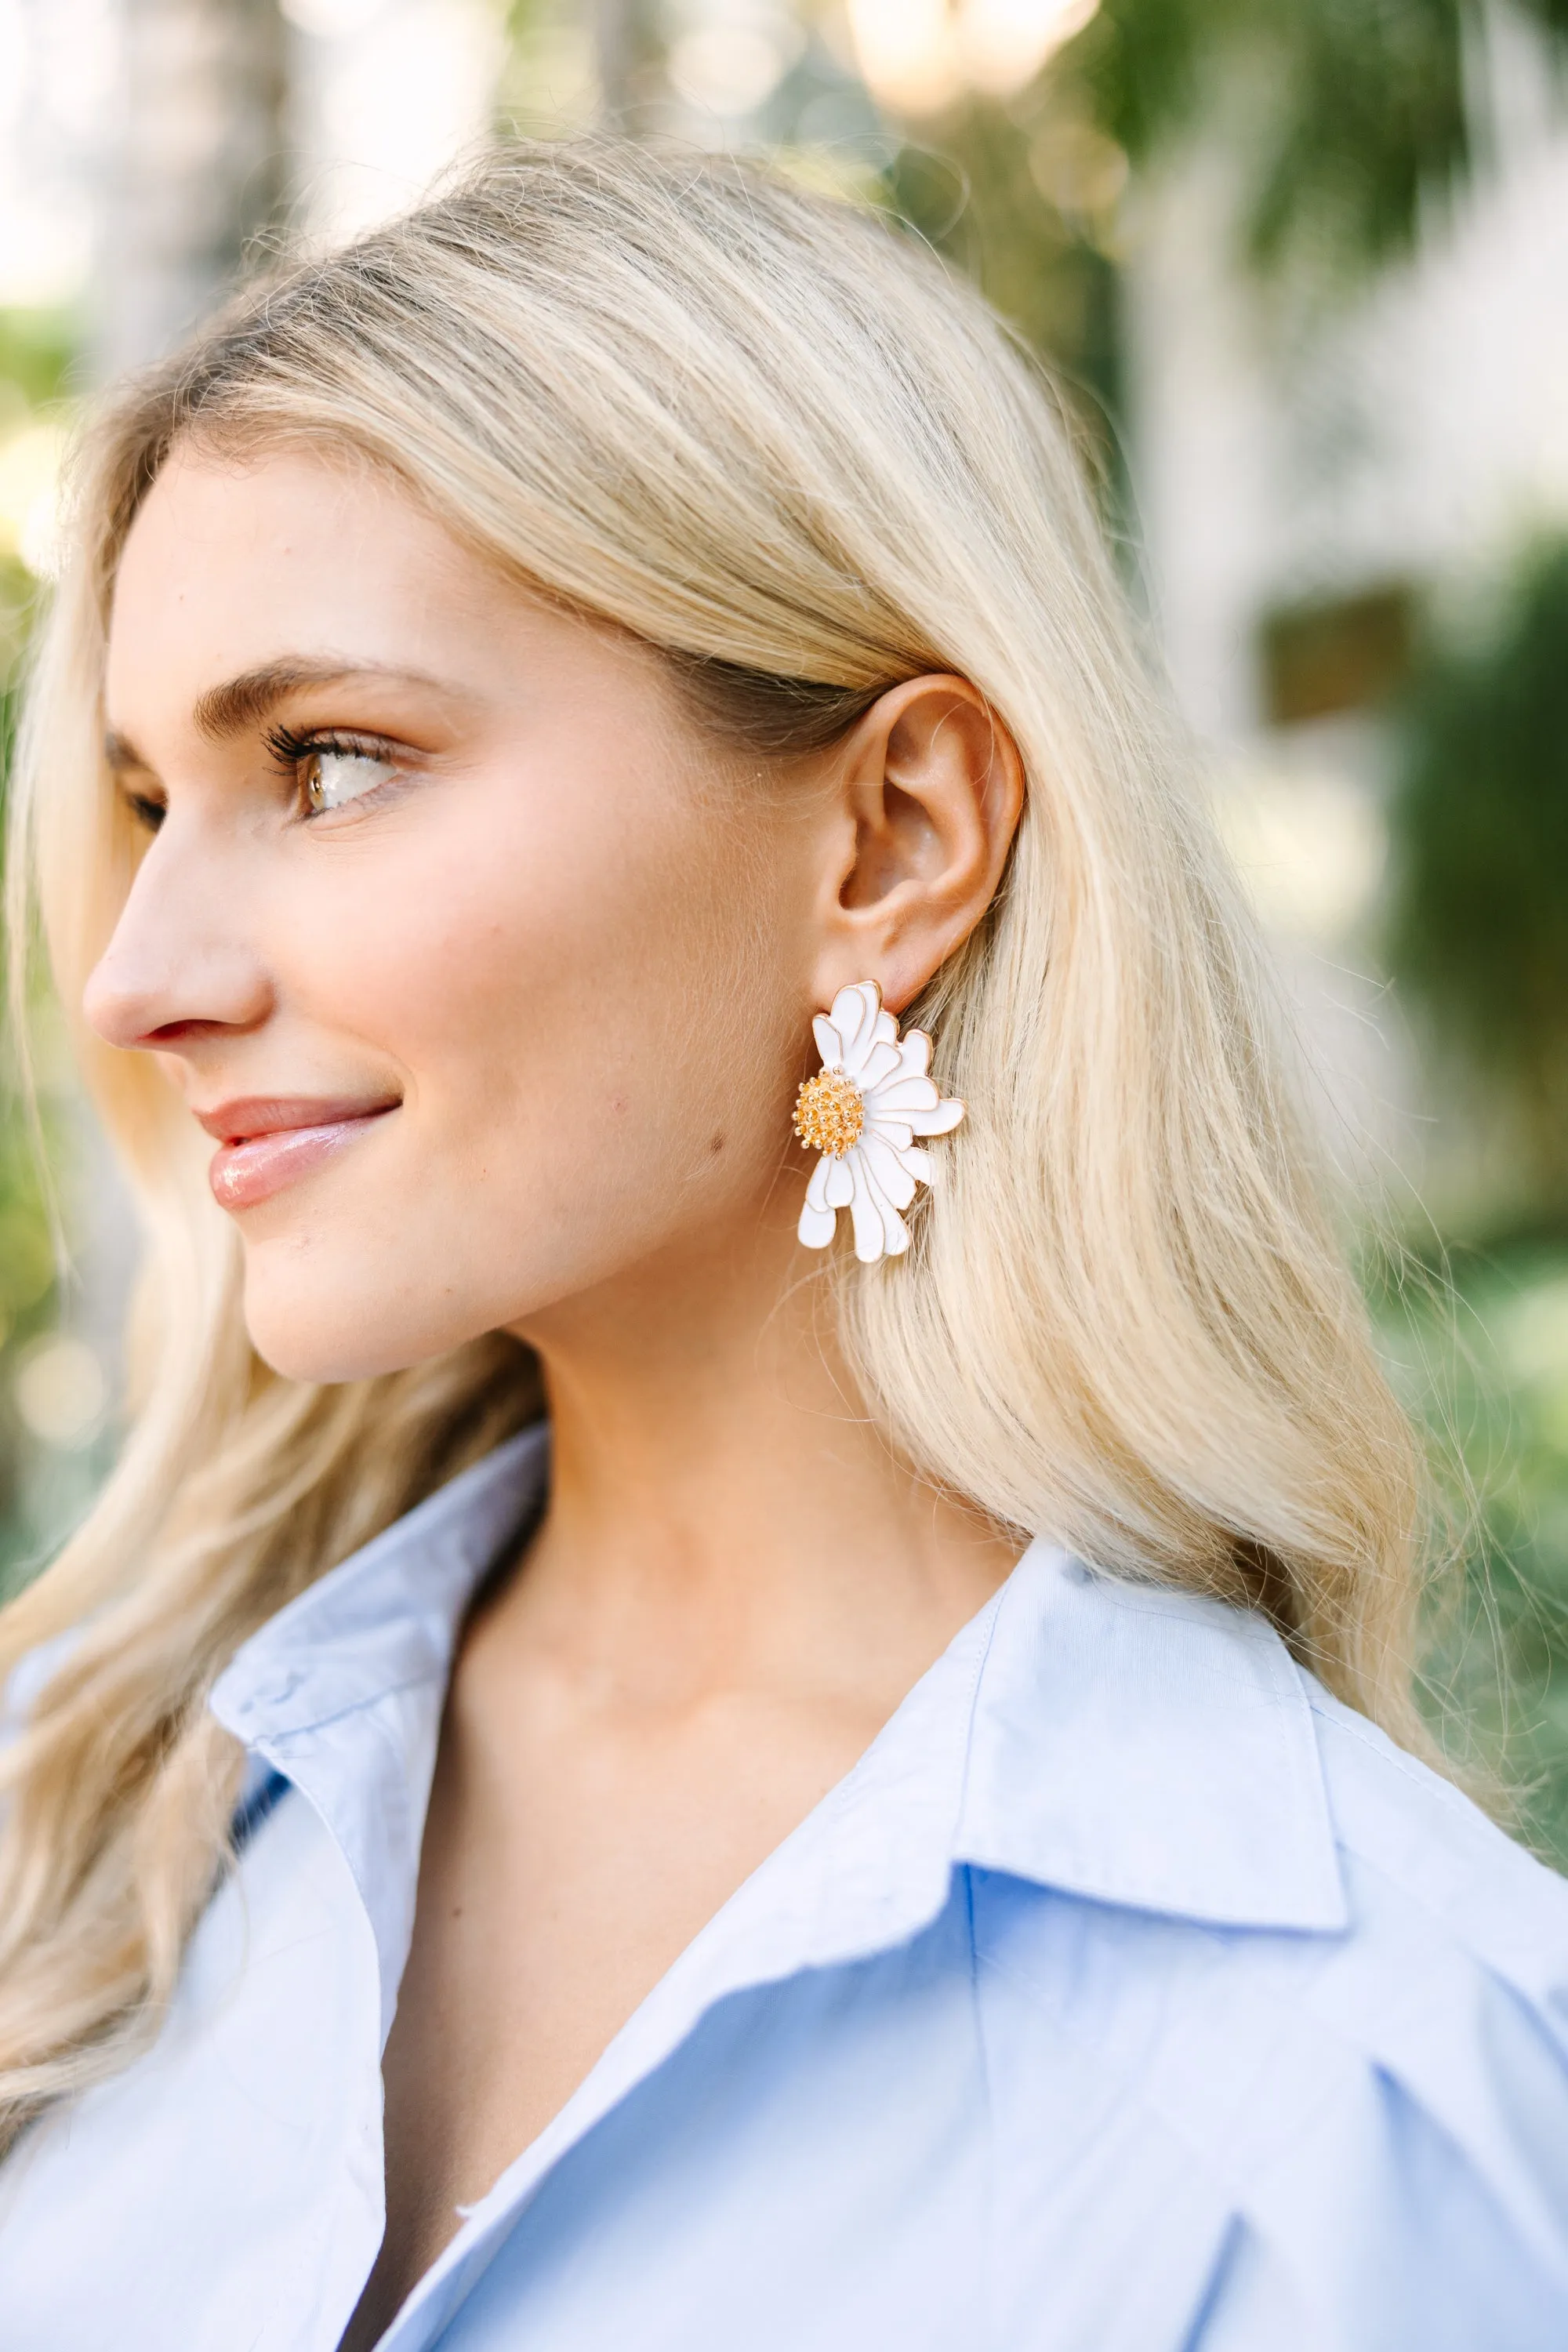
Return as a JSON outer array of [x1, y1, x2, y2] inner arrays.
[[209, 1425, 550, 2032], [211, 1425, 550, 1744], [953, 1543, 1348, 1931], [210, 1427, 1345, 1973]]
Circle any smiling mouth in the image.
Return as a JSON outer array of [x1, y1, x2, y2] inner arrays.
[[200, 1097, 399, 1212]]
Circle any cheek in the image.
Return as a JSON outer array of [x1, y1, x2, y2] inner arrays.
[[245, 762, 809, 1371], [371, 787, 778, 1166]]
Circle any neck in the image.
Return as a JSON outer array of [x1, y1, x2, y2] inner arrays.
[[504, 1207, 1017, 1711]]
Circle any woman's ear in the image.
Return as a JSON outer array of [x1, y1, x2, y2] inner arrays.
[[811, 675, 1025, 1016]]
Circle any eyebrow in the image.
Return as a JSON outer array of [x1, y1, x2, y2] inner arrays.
[[103, 659, 454, 774]]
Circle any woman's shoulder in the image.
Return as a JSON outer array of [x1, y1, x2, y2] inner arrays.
[[1304, 1668, 1568, 2002], [1286, 1678, 1568, 2272], [1203, 1680, 1568, 2337], [966, 1555, 1568, 2337]]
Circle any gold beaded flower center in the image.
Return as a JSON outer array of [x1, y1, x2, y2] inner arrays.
[[793, 1068, 865, 1158]]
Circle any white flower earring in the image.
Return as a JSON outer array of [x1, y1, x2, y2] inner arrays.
[[793, 981, 964, 1263]]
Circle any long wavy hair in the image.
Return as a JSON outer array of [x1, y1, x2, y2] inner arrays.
[[0, 139, 1428, 2151]]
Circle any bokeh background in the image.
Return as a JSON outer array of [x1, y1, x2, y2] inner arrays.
[[3, 0, 1568, 1857]]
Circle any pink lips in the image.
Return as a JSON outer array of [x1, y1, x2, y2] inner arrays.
[[198, 1096, 398, 1211]]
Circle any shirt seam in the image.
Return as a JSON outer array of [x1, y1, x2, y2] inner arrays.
[[1298, 1817, 1568, 2016], [1306, 1697, 1568, 1922], [232, 1664, 445, 1745], [949, 1582, 1008, 1831], [964, 1864, 1003, 2352], [1305, 1695, 1454, 1793]]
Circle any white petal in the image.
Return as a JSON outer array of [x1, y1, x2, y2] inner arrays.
[[846, 1152, 886, 1262], [805, 1156, 834, 1213], [858, 1128, 916, 1210], [859, 1152, 912, 1256], [811, 1015, 843, 1069], [909, 1096, 964, 1136], [867, 1073, 940, 1115], [898, 1028, 932, 1077], [828, 982, 873, 1064], [898, 1144, 933, 1184], [856, 1039, 902, 1091], [797, 1200, 837, 1249], [864, 1111, 914, 1151], [831, 982, 884, 1076], [825, 1156, 855, 1208]]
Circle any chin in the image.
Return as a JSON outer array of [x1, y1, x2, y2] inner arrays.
[[239, 1261, 488, 1387]]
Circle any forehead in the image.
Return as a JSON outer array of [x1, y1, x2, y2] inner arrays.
[[104, 445, 503, 724]]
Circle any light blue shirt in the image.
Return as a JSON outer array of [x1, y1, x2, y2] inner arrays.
[[2, 1422, 1566, 2350]]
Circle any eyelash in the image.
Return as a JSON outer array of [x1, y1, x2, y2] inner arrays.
[[119, 723, 403, 835], [263, 722, 398, 816]]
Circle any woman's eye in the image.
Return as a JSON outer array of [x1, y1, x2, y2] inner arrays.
[[302, 745, 397, 815]]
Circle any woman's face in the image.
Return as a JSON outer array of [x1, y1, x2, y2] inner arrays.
[[91, 446, 836, 1380]]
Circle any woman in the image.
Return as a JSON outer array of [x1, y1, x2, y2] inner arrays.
[[0, 140, 1563, 2351]]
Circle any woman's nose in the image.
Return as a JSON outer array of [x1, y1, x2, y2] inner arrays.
[[82, 828, 274, 1051]]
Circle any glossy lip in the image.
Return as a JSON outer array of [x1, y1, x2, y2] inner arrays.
[[198, 1094, 399, 1213]]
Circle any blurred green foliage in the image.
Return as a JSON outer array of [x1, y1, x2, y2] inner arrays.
[[885, 0, 1568, 410], [0, 309, 74, 695], [1385, 540, 1568, 1207], [0, 307, 76, 408], [0, 1111, 61, 1588], [0, 307, 76, 1579], [1377, 1243, 1568, 1867], [1078, 0, 1568, 276], [887, 105, 1121, 421], [1078, 0, 1472, 276]]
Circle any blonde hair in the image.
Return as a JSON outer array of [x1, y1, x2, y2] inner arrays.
[[0, 140, 1428, 2147]]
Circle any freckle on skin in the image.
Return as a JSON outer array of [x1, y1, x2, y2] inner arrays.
[[709, 1133, 725, 1156]]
